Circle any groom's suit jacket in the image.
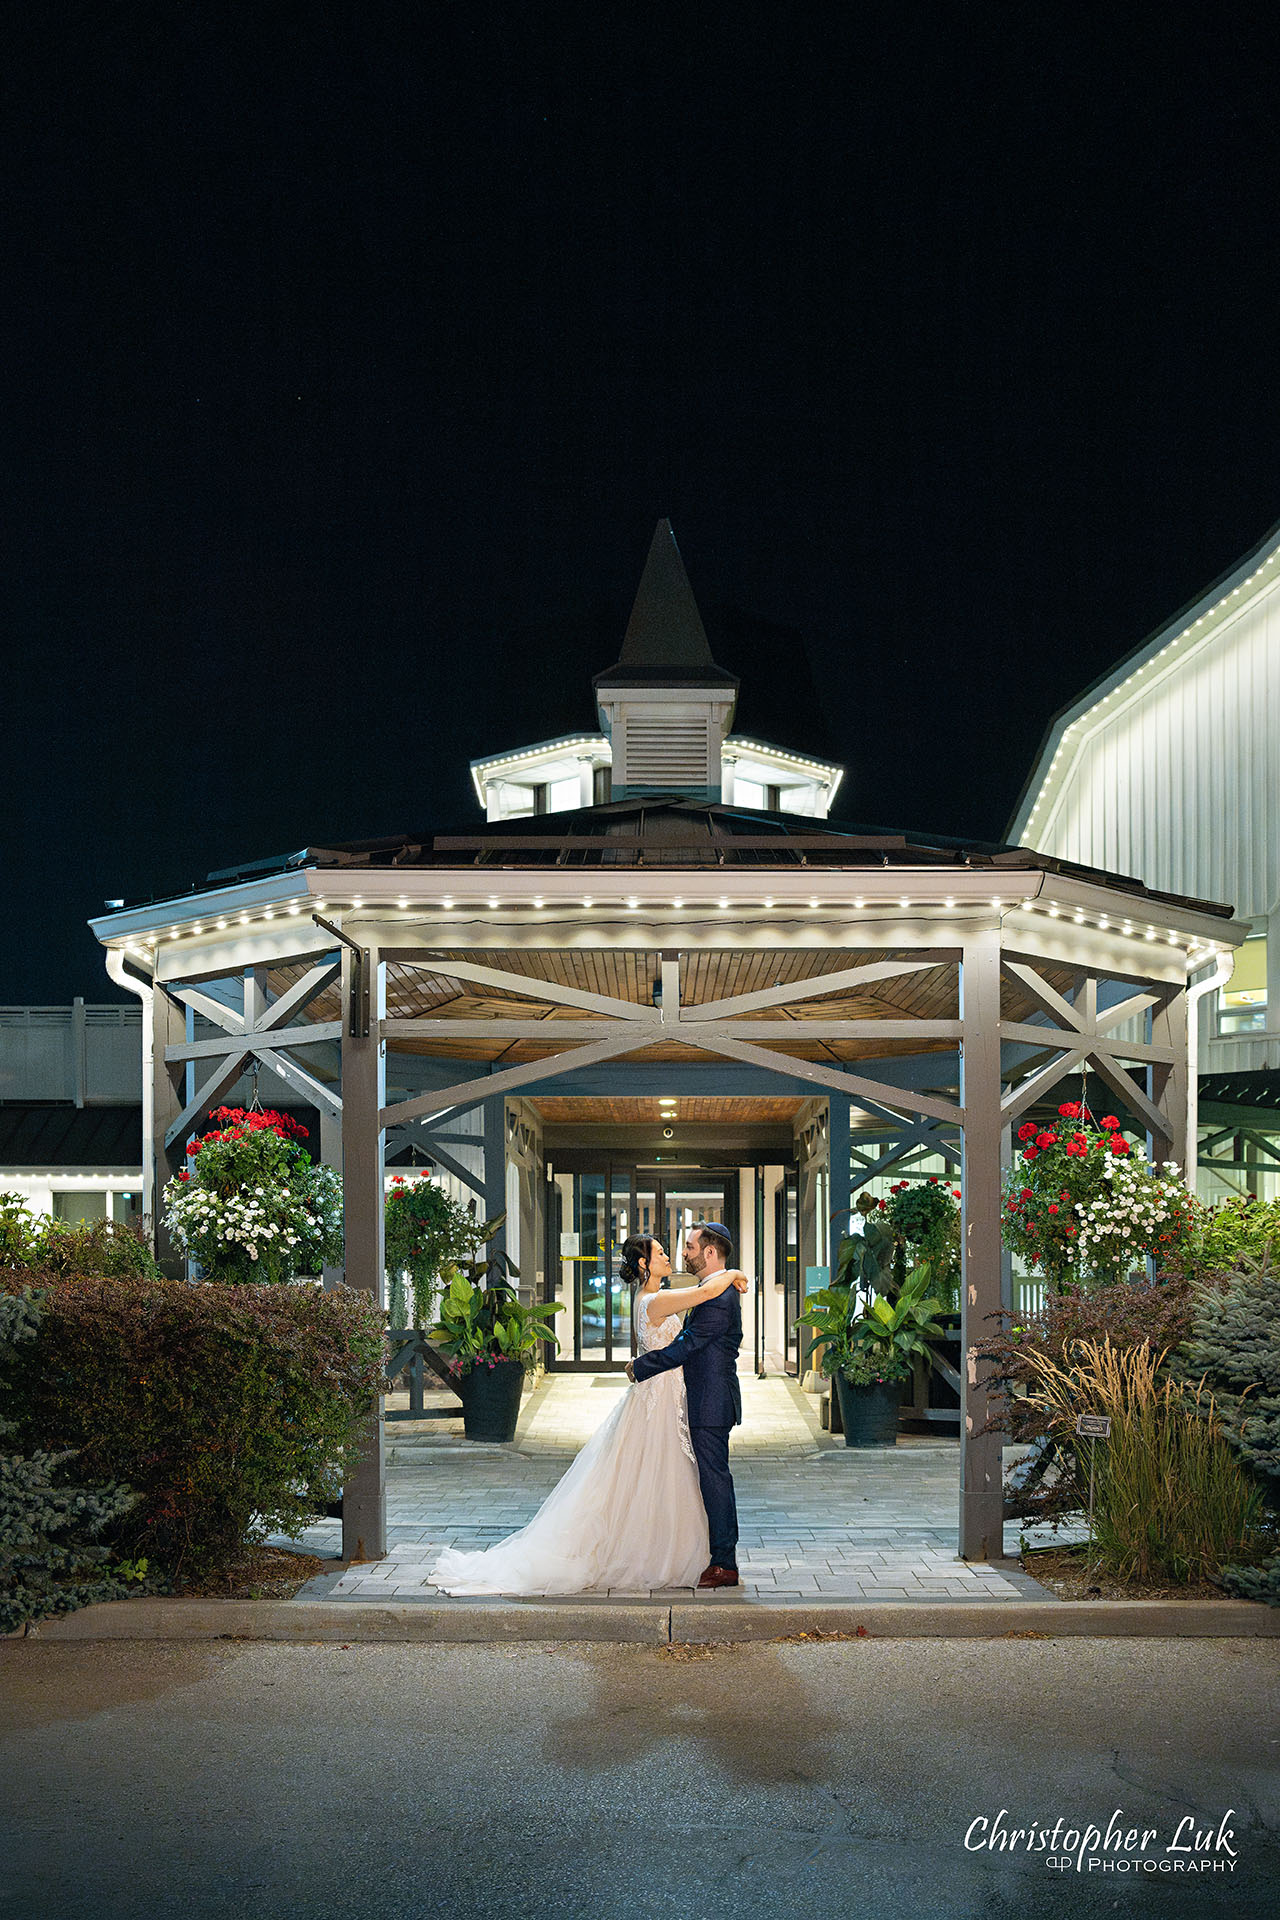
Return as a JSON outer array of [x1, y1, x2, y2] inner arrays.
[[631, 1285, 743, 1428]]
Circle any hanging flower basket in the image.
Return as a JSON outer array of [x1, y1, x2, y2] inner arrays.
[[1001, 1103, 1197, 1289]]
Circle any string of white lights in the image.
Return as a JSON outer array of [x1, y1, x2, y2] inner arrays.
[[117, 887, 1230, 960]]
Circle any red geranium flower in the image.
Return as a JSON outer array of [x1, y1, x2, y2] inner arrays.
[[1109, 1138, 1131, 1156], [1101, 1115, 1120, 1130], [1017, 1122, 1038, 1142], [1022, 1146, 1039, 1160], [1048, 1204, 1059, 1215], [1020, 1187, 1033, 1199], [1035, 1132, 1058, 1150], [177, 1168, 189, 1182], [1058, 1102, 1080, 1119]]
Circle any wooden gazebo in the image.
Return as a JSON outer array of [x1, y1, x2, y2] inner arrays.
[[93, 800, 1245, 1563]]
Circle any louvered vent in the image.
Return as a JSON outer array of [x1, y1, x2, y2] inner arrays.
[[622, 719, 711, 788]]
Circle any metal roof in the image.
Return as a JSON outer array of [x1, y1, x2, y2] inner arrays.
[[298, 797, 1234, 916], [0, 1104, 142, 1169]]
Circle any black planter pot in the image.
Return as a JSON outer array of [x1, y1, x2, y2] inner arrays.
[[834, 1375, 902, 1447], [458, 1358, 527, 1442]]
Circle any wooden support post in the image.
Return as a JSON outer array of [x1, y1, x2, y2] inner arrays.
[[1147, 987, 1189, 1174], [959, 933, 1004, 1561], [483, 1093, 506, 1249], [999, 1122, 1014, 1314], [828, 1092, 851, 1247], [151, 990, 187, 1278], [340, 944, 386, 1563], [320, 1107, 343, 1293]]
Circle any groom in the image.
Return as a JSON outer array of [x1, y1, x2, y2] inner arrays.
[[625, 1221, 742, 1589]]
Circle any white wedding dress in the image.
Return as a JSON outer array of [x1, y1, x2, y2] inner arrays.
[[429, 1292, 709, 1593]]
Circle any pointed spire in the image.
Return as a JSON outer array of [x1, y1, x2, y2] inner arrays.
[[594, 520, 738, 688]]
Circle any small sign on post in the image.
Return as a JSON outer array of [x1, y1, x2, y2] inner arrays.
[[1074, 1412, 1112, 1546]]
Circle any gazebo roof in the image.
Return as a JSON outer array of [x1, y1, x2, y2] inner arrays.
[[263, 799, 1232, 920]]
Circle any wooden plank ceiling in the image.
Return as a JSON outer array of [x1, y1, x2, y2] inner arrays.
[[264, 948, 1080, 1066], [531, 1096, 806, 1124]]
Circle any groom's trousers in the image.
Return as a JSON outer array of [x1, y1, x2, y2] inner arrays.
[[690, 1425, 738, 1569]]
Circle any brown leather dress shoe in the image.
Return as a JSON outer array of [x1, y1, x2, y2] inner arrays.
[[697, 1564, 740, 1589]]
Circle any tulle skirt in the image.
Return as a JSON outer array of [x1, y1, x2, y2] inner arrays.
[[429, 1369, 708, 1594]]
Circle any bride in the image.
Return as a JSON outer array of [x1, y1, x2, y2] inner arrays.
[[428, 1235, 749, 1594]]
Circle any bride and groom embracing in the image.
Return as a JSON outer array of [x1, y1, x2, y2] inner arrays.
[[430, 1223, 747, 1594]]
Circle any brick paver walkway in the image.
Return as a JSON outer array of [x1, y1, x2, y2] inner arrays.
[[278, 1372, 1061, 1605]]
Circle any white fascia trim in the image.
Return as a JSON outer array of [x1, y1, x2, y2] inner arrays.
[[90, 868, 324, 947], [469, 735, 609, 805], [1, 1170, 144, 1185], [1012, 530, 1280, 848], [724, 737, 844, 783]]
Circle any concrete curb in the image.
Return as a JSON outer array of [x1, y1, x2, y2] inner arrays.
[[668, 1598, 1280, 1641], [16, 1594, 1280, 1643], [22, 1598, 671, 1643]]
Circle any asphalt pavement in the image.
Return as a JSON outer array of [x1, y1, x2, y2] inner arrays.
[[2, 1636, 1277, 1920]]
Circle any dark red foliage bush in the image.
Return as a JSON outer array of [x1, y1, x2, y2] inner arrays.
[[0, 1271, 385, 1574]]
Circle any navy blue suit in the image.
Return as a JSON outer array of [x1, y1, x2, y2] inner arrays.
[[632, 1286, 742, 1569]]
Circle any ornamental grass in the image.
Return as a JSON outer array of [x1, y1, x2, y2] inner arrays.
[[1020, 1338, 1265, 1586]]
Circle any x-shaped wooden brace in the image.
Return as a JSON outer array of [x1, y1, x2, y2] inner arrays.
[[999, 960, 1178, 1140], [161, 959, 342, 1148], [379, 951, 964, 1130]]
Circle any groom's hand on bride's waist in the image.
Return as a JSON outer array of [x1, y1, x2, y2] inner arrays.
[[624, 1361, 636, 1383]]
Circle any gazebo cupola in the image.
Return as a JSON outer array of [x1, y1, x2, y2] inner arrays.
[[592, 519, 739, 802]]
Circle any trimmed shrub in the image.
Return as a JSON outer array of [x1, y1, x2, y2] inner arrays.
[[1, 1289, 143, 1633], [1193, 1197, 1280, 1276], [0, 1194, 160, 1280], [0, 1273, 386, 1575]]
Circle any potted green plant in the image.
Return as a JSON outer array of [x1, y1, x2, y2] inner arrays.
[[798, 1265, 949, 1446], [430, 1217, 564, 1442]]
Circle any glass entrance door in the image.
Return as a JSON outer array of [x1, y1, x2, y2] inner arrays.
[[547, 1164, 732, 1369]]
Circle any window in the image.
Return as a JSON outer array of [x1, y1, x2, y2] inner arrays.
[[1219, 933, 1268, 1033], [53, 1190, 107, 1223]]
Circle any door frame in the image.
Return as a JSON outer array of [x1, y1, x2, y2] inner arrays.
[[543, 1154, 742, 1371]]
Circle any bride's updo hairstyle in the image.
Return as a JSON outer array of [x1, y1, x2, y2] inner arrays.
[[618, 1235, 656, 1285]]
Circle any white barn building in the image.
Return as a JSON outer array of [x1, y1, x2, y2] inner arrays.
[[1008, 517, 1280, 1199]]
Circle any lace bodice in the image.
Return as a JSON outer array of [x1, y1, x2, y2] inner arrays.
[[633, 1288, 682, 1353]]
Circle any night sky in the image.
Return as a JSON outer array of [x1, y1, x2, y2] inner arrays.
[[5, 7, 1280, 1003]]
